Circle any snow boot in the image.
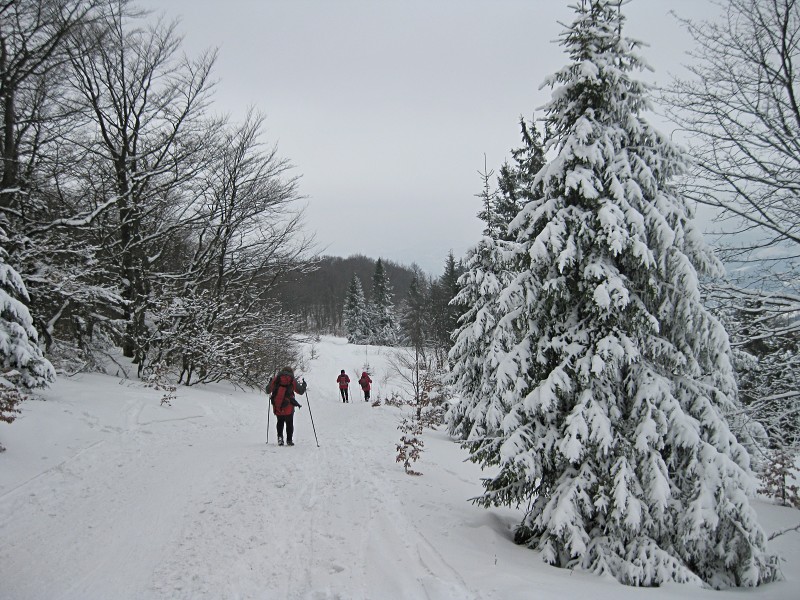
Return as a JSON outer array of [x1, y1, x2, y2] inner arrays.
[[278, 436, 284, 446], [287, 440, 294, 446]]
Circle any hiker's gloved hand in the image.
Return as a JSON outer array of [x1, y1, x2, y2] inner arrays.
[[292, 399, 302, 408]]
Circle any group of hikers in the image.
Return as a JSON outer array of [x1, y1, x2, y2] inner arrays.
[[335, 369, 372, 403], [266, 367, 372, 446]]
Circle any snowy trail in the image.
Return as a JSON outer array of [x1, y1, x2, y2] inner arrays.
[[0, 340, 481, 600], [1, 336, 798, 600]]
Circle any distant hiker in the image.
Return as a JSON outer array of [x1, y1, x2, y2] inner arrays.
[[268, 366, 307, 446], [358, 371, 372, 401], [337, 370, 350, 403]]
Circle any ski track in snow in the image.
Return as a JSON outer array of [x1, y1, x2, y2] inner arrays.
[[149, 400, 477, 600], [1, 336, 798, 600]]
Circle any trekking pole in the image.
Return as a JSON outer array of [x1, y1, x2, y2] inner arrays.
[[266, 401, 270, 444], [305, 389, 320, 447]]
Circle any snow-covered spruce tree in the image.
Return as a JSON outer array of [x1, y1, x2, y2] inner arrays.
[[448, 117, 548, 438], [459, 0, 777, 588], [343, 274, 370, 343], [495, 116, 547, 241], [369, 258, 398, 346], [0, 223, 55, 439], [400, 272, 428, 349], [448, 159, 523, 441], [429, 251, 465, 361]]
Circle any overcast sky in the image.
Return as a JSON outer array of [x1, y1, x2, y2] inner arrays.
[[140, 0, 723, 275]]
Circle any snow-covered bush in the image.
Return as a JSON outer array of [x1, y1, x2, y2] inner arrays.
[[143, 290, 302, 388], [396, 416, 423, 476], [759, 448, 800, 508]]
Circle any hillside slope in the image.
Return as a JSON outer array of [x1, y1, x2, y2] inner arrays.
[[0, 337, 797, 599]]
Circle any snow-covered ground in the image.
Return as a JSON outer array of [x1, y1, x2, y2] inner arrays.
[[1, 335, 798, 600]]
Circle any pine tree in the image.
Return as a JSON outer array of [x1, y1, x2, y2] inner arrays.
[[429, 251, 466, 358], [401, 273, 428, 350], [449, 117, 545, 442], [495, 116, 547, 240], [440, 251, 464, 337], [449, 117, 546, 428], [453, 0, 776, 587], [369, 258, 398, 345], [343, 274, 370, 344], [448, 160, 523, 441], [0, 223, 55, 439], [447, 234, 517, 441]]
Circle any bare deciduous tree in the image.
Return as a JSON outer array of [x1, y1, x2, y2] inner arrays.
[[67, 0, 216, 362], [666, 0, 800, 275], [145, 111, 315, 385], [0, 0, 98, 212]]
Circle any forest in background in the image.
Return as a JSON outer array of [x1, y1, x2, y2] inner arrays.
[[272, 254, 417, 335]]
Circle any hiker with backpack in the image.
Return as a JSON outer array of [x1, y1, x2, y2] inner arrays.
[[267, 366, 307, 446], [336, 369, 350, 403], [358, 371, 372, 402]]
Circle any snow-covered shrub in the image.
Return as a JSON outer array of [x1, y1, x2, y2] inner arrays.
[[142, 360, 177, 407], [396, 416, 423, 476], [143, 290, 302, 388], [759, 448, 800, 508]]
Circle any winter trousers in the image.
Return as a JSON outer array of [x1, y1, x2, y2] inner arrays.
[[276, 414, 294, 443], [340, 388, 349, 402], [362, 389, 370, 401]]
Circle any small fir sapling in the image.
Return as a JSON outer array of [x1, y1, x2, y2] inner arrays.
[[396, 416, 424, 476], [143, 361, 177, 406], [392, 362, 450, 475]]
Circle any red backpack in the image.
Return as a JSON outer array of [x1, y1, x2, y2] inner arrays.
[[271, 373, 295, 415]]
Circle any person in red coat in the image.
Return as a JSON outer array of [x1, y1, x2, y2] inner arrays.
[[267, 366, 307, 446], [336, 369, 350, 403], [358, 371, 372, 402]]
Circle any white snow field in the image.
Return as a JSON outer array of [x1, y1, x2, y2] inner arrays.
[[1, 336, 798, 600]]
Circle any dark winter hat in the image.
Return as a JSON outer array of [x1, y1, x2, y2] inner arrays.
[[341, 369, 345, 373], [282, 366, 294, 375]]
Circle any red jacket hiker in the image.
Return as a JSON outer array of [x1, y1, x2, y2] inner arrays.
[[267, 367, 306, 445], [336, 370, 350, 403], [358, 372, 372, 401]]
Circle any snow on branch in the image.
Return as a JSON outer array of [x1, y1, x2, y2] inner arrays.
[[768, 522, 800, 541]]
